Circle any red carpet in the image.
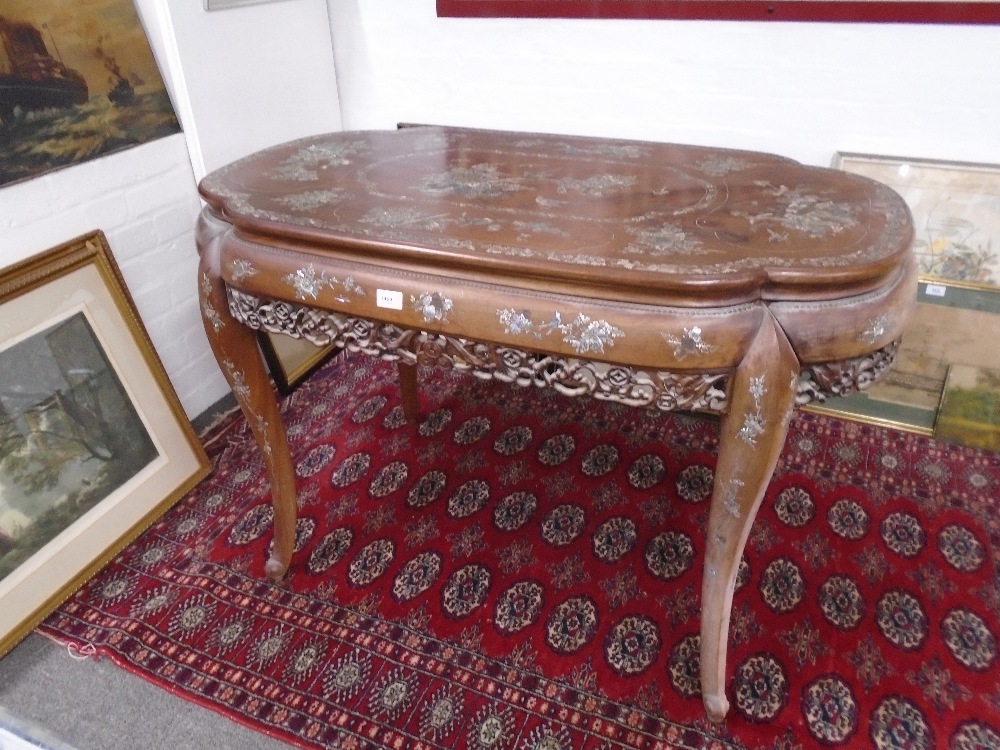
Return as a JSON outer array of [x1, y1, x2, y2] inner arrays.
[[41, 352, 1000, 749]]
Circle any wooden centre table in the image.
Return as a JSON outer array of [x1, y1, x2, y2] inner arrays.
[[196, 125, 915, 722]]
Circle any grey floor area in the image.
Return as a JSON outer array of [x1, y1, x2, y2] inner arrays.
[[0, 633, 295, 750]]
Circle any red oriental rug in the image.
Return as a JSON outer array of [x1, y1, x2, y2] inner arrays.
[[40, 352, 1000, 749]]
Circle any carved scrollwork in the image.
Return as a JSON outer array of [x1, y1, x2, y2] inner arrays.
[[228, 289, 903, 414], [227, 289, 731, 414], [796, 340, 900, 405]]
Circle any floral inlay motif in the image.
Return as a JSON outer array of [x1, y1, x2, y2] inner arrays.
[[556, 174, 638, 196], [412, 292, 453, 323], [662, 326, 718, 360], [412, 132, 449, 151], [697, 155, 754, 176], [861, 314, 888, 345], [625, 223, 707, 257], [270, 141, 369, 182], [284, 264, 366, 302], [219, 356, 272, 458], [200, 273, 224, 332], [285, 265, 331, 300], [723, 479, 745, 518], [738, 374, 767, 446], [222, 357, 250, 401], [497, 308, 624, 355], [277, 189, 348, 212], [512, 220, 570, 238], [230, 259, 258, 282], [741, 182, 859, 239], [420, 164, 527, 199], [202, 302, 223, 332], [360, 207, 446, 230], [553, 142, 650, 159]]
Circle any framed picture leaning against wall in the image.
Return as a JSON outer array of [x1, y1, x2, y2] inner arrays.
[[834, 153, 1000, 289], [807, 154, 1000, 433], [0, 231, 210, 657]]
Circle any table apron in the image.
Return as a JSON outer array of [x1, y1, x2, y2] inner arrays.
[[217, 230, 769, 372], [225, 286, 902, 417]]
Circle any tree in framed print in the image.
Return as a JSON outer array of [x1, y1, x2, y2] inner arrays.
[[0, 313, 159, 581]]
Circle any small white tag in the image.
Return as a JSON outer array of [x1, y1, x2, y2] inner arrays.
[[925, 284, 947, 298], [376, 289, 403, 310]]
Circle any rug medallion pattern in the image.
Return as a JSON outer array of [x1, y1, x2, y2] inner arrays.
[[42, 354, 1000, 749]]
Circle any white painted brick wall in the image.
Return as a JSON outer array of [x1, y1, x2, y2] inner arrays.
[[2, 0, 341, 423], [6, 0, 997, 427], [1, 134, 229, 420], [329, 0, 1000, 168]]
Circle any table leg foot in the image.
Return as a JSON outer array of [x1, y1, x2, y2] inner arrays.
[[700, 312, 800, 723], [703, 693, 730, 724], [198, 231, 298, 579], [265, 555, 289, 581]]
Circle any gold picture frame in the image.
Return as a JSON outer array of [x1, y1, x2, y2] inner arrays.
[[935, 364, 1000, 451], [0, 231, 210, 658], [806, 279, 1000, 434], [833, 152, 1000, 290], [258, 333, 338, 394]]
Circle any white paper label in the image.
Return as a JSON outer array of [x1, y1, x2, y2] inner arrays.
[[924, 284, 947, 298], [376, 289, 403, 310]]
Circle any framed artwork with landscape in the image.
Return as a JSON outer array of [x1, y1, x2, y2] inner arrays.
[[935, 363, 1000, 451], [833, 153, 1000, 289], [0, 231, 209, 657], [807, 153, 1000, 433]]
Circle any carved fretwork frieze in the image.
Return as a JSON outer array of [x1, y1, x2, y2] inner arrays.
[[226, 289, 900, 414], [227, 290, 730, 413], [796, 340, 900, 405]]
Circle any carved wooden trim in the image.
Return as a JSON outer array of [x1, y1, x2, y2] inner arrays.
[[227, 289, 731, 413], [797, 340, 901, 404], [227, 289, 900, 413]]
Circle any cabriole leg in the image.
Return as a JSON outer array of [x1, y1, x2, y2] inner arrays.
[[198, 237, 297, 580], [700, 313, 799, 722]]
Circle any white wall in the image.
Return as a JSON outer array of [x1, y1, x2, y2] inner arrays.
[[5, 0, 997, 420], [0, 133, 221, 420], [1, 0, 342, 421], [327, 0, 1000, 168], [163, 0, 342, 179]]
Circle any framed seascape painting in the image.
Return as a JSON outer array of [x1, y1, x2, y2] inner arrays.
[[0, 0, 181, 188], [0, 231, 210, 657], [834, 153, 1000, 290], [806, 280, 1000, 434]]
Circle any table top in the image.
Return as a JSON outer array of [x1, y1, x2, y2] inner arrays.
[[199, 126, 913, 306]]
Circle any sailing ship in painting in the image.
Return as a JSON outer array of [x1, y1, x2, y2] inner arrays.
[[0, 2, 180, 188], [0, 17, 89, 119], [101, 42, 138, 107]]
